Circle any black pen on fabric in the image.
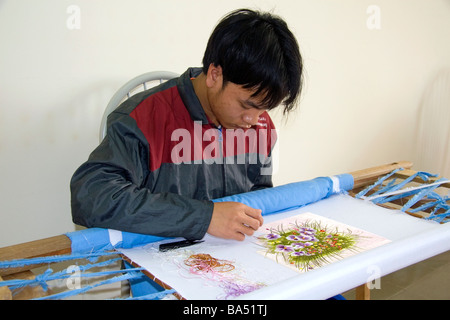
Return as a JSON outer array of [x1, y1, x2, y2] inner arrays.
[[159, 239, 204, 252]]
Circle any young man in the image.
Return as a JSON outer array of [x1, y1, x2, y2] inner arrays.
[[70, 8, 303, 241]]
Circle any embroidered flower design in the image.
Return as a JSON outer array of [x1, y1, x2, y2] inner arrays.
[[286, 235, 302, 241], [264, 233, 281, 240], [275, 245, 294, 253], [290, 251, 305, 257], [257, 220, 358, 271]]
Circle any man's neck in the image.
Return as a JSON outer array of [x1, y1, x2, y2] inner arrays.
[[191, 73, 219, 127]]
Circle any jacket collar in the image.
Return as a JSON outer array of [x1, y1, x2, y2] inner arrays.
[[177, 67, 209, 124]]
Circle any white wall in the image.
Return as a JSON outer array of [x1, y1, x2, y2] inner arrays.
[[1, 0, 449, 247]]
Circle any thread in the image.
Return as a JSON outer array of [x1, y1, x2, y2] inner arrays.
[[184, 253, 235, 274]]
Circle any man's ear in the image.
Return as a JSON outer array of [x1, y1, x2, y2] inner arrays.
[[205, 64, 223, 88]]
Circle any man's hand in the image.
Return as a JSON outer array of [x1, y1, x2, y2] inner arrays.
[[207, 201, 264, 241]]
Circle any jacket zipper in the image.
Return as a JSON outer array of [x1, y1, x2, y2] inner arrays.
[[217, 125, 227, 196]]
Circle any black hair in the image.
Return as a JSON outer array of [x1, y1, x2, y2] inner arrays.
[[202, 8, 303, 114]]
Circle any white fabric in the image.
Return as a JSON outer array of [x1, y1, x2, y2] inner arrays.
[[108, 229, 123, 247], [119, 194, 450, 300], [329, 175, 340, 194]]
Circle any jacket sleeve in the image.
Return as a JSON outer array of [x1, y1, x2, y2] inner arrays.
[[70, 112, 213, 240]]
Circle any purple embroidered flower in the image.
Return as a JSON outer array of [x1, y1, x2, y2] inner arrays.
[[297, 234, 313, 241], [292, 242, 306, 249], [301, 227, 317, 234], [303, 242, 313, 247], [286, 235, 302, 241], [290, 251, 305, 257], [275, 245, 294, 253], [264, 233, 281, 240]]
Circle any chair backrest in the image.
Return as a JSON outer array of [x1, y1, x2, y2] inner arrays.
[[99, 71, 179, 142]]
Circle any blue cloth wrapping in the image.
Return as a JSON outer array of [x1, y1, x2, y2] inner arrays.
[[212, 174, 354, 216], [66, 174, 354, 254], [66, 228, 112, 253], [66, 228, 167, 254]]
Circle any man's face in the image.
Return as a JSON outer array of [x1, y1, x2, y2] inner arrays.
[[205, 65, 268, 129]]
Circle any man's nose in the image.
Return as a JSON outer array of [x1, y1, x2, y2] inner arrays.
[[243, 110, 263, 126]]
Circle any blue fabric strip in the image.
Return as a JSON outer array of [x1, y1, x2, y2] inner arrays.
[[426, 207, 450, 223], [355, 168, 403, 198], [401, 178, 446, 212], [66, 228, 113, 253], [0, 251, 117, 269], [371, 172, 437, 204], [212, 174, 354, 216], [120, 232, 167, 249], [32, 271, 145, 300], [3, 265, 144, 291], [65, 228, 167, 254], [122, 289, 176, 300], [354, 168, 449, 223]]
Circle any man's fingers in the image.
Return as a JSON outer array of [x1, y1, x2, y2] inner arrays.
[[233, 231, 246, 241], [243, 207, 264, 227], [241, 213, 262, 231], [207, 201, 264, 241]]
